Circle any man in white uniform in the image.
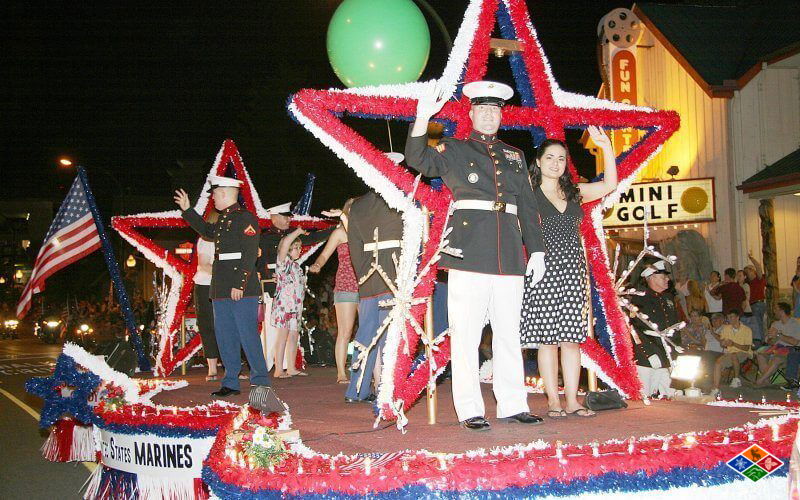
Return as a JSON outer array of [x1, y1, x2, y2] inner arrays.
[[405, 82, 546, 430]]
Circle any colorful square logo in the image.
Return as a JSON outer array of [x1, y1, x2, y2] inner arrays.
[[727, 445, 784, 482]]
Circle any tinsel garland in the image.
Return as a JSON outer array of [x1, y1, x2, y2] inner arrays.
[[202, 462, 787, 499], [25, 353, 101, 428], [40, 418, 96, 462], [83, 466, 210, 500], [28, 344, 193, 463], [202, 402, 796, 497], [93, 401, 241, 438], [112, 139, 334, 377]]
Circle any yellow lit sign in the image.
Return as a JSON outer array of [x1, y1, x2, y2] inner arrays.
[[603, 178, 715, 228]]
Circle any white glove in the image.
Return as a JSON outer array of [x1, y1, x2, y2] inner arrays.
[[416, 83, 453, 120], [526, 252, 545, 285]]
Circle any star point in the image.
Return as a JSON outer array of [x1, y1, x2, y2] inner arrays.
[[113, 140, 333, 376]]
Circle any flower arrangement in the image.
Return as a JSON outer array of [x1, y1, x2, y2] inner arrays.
[[242, 426, 288, 469]]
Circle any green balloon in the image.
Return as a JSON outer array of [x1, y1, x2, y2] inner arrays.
[[327, 0, 430, 87]]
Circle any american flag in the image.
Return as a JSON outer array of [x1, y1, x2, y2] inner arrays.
[[337, 451, 407, 474], [16, 176, 102, 318]]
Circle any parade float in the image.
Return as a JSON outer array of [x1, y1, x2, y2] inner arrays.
[[25, 0, 797, 497]]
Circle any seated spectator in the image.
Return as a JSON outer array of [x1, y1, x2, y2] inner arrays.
[[754, 302, 800, 387], [705, 313, 726, 353], [697, 313, 725, 387], [681, 310, 708, 351], [711, 310, 753, 396]]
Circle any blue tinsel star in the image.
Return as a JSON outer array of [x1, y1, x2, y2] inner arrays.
[[25, 353, 101, 428]]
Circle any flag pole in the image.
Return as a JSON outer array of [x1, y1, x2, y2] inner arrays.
[[77, 167, 151, 372]]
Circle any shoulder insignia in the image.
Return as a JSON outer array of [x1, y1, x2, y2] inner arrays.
[[435, 143, 446, 153], [244, 224, 257, 236]]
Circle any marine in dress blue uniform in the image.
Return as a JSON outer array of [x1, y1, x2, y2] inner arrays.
[[631, 261, 681, 398], [179, 175, 270, 396]]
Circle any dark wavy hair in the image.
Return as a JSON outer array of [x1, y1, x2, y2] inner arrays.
[[529, 139, 581, 204]]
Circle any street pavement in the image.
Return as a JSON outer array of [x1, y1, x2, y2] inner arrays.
[[0, 334, 89, 499]]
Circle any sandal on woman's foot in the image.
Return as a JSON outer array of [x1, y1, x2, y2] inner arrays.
[[567, 408, 596, 417], [205, 375, 218, 382], [287, 371, 308, 377], [337, 377, 349, 384], [547, 409, 567, 419]]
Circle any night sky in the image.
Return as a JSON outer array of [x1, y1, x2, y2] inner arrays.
[[3, 1, 633, 213]]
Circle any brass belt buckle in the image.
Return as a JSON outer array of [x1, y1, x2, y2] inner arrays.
[[493, 201, 507, 212]]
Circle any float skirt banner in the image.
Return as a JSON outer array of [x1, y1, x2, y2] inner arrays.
[[99, 428, 214, 478]]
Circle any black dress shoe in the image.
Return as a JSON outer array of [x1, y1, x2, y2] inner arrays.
[[344, 393, 377, 404], [503, 412, 544, 424], [461, 416, 491, 431], [211, 387, 241, 397]]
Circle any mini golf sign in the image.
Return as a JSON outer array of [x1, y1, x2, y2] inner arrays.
[[603, 178, 715, 228]]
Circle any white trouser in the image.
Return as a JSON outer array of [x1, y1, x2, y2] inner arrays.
[[260, 294, 296, 371], [448, 270, 529, 420], [636, 365, 673, 398]]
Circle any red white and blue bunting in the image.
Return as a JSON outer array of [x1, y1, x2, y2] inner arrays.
[[202, 399, 797, 498]]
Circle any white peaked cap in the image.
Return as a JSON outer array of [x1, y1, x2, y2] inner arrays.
[[208, 175, 243, 189], [641, 260, 670, 279], [266, 202, 292, 215], [463, 80, 514, 101]]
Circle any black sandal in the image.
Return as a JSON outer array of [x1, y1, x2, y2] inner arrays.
[[566, 407, 596, 418]]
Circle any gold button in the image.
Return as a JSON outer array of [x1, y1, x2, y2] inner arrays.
[[462, 221, 468, 226], [498, 193, 504, 197], [490, 152, 496, 157], [497, 182, 502, 187], [496, 170, 502, 175], [494, 160, 499, 165]]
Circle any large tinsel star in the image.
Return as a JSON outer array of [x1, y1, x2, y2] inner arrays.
[[289, 0, 679, 411], [25, 354, 101, 428], [112, 140, 332, 376]]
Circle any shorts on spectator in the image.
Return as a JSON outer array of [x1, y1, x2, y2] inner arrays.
[[334, 291, 359, 304], [758, 345, 791, 357], [716, 351, 750, 369]]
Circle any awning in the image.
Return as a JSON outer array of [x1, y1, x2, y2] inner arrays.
[[738, 148, 800, 199]]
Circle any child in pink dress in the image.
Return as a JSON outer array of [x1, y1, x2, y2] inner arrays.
[[271, 227, 307, 378]]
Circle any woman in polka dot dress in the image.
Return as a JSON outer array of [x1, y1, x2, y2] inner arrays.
[[520, 126, 617, 419]]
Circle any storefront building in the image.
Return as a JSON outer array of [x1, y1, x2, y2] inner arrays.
[[586, 3, 800, 296]]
